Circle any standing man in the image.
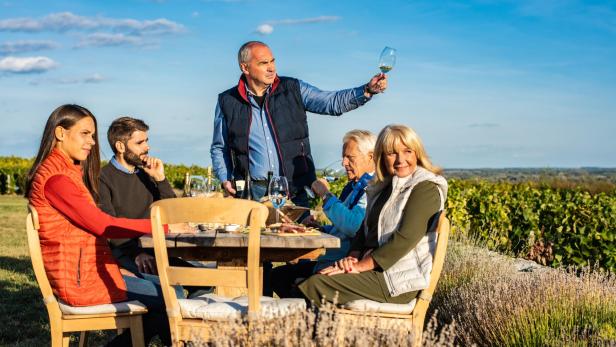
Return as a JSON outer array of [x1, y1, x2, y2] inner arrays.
[[210, 41, 387, 206], [99, 116, 176, 276]]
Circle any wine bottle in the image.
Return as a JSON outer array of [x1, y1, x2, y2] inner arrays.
[[183, 172, 191, 197], [267, 171, 273, 187], [244, 168, 252, 200]]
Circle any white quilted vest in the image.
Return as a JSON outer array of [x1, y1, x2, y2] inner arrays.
[[364, 166, 448, 297]]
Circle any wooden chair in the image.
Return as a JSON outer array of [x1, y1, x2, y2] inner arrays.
[[334, 212, 450, 346], [150, 197, 306, 346], [26, 205, 147, 347]]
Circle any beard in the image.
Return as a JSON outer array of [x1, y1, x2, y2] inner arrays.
[[124, 147, 147, 167]]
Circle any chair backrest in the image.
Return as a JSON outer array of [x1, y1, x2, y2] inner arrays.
[[150, 197, 269, 320], [26, 205, 63, 318], [413, 211, 450, 314]]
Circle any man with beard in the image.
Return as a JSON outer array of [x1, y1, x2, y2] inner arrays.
[[99, 116, 176, 276]]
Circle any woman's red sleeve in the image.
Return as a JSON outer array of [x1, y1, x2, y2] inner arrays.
[[44, 175, 166, 239]]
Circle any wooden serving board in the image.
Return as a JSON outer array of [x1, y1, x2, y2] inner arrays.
[[262, 230, 321, 237]]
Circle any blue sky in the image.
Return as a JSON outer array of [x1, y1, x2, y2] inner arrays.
[[1, 0, 615, 168]]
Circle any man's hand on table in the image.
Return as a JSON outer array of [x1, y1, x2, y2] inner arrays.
[[135, 252, 158, 275], [222, 181, 236, 196]]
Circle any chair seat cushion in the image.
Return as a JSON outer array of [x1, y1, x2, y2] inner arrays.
[[342, 298, 417, 314], [178, 294, 306, 320], [58, 300, 148, 315]]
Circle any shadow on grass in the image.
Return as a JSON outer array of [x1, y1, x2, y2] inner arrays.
[[0, 255, 50, 345]]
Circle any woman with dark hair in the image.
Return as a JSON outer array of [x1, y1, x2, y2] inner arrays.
[[25, 104, 178, 346]]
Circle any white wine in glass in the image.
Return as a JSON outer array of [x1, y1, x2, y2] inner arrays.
[[378, 46, 396, 73]]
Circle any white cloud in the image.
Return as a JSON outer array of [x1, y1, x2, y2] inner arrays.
[[0, 40, 59, 54], [30, 73, 106, 85], [255, 24, 273, 35], [255, 16, 340, 35], [0, 56, 57, 73], [0, 12, 186, 36], [75, 33, 146, 48]]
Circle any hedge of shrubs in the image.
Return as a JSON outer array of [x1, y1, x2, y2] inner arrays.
[[2, 157, 614, 271]]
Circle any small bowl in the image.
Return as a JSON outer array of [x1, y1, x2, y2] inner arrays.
[[224, 224, 241, 232]]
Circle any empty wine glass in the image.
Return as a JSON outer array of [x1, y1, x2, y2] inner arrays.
[[188, 175, 209, 197], [268, 176, 289, 224], [378, 46, 396, 73]]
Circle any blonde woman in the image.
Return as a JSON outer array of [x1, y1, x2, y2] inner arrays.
[[299, 124, 447, 306]]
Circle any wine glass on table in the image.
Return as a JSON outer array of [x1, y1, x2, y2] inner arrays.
[[378, 46, 396, 74], [188, 175, 209, 197], [268, 176, 289, 224]]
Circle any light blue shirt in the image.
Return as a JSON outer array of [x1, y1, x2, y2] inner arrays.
[[210, 79, 370, 182], [314, 174, 372, 271], [110, 156, 138, 174]]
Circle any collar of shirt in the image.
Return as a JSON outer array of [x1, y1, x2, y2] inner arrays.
[[246, 85, 271, 104], [110, 156, 139, 174]]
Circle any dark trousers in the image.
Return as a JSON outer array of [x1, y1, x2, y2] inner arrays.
[[107, 274, 185, 346], [271, 260, 316, 298]]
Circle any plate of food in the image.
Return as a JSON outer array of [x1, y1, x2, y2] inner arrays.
[[262, 223, 321, 236]]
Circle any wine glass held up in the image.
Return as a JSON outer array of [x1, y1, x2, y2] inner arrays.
[[378, 46, 396, 74], [268, 176, 289, 224]]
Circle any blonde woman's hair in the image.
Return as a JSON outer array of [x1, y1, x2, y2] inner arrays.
[[342, 129, 376, 155], [373, 124, 442, 182]]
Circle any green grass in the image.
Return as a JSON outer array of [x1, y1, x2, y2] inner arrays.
[[1, 195, 614, 346], [0, 195, 50, 346]]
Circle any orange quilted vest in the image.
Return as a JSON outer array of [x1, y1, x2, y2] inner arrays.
[[29, 149, 128, 306]]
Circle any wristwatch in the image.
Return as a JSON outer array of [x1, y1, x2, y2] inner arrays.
[[363, 84, 374, 97]]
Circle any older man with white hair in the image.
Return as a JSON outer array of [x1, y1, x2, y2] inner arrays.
[[271, 129, 376, 298]]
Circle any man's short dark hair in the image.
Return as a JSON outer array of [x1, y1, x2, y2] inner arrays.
[[107, 117, 149, 154]]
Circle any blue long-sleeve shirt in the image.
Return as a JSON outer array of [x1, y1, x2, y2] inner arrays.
[[210, 80, 371, 182], [314, 173, 372, 271]]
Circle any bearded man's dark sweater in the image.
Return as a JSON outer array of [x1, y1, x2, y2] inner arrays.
[[98, 163, 176, 272]]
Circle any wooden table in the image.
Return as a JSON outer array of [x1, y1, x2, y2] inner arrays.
[[140, 230, 340, 296], [139, 229, 340, 264]]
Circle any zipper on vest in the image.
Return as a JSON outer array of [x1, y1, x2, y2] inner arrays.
[[77, 248, 82, 287]]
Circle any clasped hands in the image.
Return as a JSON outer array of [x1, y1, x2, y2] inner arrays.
[[318, 249, 374, 276], [319, 256, 360, 276]]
